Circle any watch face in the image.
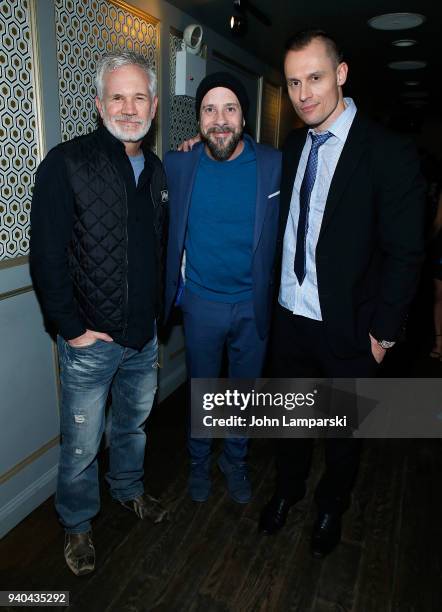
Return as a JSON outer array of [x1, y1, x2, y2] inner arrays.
[[379, 340, 395, 349]]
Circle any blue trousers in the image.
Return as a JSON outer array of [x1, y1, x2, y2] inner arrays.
[[55, 334, 158, 534], [181, 289, 267, 462]]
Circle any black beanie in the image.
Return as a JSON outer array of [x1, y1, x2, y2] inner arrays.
[[195, 72, 249, 120]]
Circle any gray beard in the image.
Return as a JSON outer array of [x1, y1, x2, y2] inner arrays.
[[103, 116, 152, 143]]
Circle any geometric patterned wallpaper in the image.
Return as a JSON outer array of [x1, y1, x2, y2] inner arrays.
[[169, 30, 199, 151], [0, 0, 41, 261], [55, 0, 159, 151]]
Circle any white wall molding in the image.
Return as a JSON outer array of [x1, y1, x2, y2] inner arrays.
[[0, 465, 58, 538]]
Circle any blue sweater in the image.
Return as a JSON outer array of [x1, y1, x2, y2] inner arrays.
[[184, 139, 257, 302]]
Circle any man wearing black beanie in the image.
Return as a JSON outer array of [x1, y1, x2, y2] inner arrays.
[[164, 72, 281, 504], [194, 72, 250, 161], [194, 72, 250, 124]]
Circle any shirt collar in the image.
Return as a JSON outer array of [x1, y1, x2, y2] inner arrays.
[[308, 97, 357, 143]]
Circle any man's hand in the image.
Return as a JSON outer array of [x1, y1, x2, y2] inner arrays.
[[369, 333, 386, 364], [177, 134, 201, 152], [68, 329, 113, 348]]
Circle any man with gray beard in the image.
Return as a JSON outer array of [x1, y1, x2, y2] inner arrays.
[[30, 51, 169, 576], [164, 73, 281, 505]]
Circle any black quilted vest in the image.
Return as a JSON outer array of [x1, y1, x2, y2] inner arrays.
[[60, 128, 168, 334]]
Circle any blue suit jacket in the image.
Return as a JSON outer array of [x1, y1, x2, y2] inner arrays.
[[164, 134, 282, 339]]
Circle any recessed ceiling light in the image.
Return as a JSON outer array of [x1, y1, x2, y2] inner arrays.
[[368, 13, 426, 31], [403, 100, 428, 107], [400, 91, 429, 98], [392, 39, 417, 47], [405, 80, 420, 86], [388, 60, 427, 70]]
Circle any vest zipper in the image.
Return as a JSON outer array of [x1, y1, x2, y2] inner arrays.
[[123, 182, 129, 337]]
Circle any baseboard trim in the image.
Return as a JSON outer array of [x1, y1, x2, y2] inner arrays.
[[0, 465, 58, 538]]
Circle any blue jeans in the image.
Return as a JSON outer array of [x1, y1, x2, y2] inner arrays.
[[55, 334, 158, 534], [181, 289, 268, 463]]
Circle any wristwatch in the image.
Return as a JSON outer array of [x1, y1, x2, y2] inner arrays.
[[377, 339, 396, 349]]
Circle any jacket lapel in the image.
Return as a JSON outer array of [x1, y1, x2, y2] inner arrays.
[[177, 144, 204, 250], [278, 128, 308, 246], [252, 137, 267, 252], [319, 113, 368, 236]]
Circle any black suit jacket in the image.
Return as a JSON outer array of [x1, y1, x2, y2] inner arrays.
[[277, 112, 426, 358]]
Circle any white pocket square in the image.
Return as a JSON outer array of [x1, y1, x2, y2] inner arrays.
[[268, 191, 280, 199]]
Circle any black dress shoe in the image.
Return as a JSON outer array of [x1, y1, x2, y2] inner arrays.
[[258, 495, 293, 535], [311, 512, 342, 558]]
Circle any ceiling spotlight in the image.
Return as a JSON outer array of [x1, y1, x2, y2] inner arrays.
[[368, 13, 426, 31], [392, 39, 417, 47], [230, 0, 271, 34], [230, 14, 247, 35], [388, 60, 427, 70], [230, 0, 247, 35]]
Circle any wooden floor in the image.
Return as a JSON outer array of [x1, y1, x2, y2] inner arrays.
[[1, 371, 442, 611]]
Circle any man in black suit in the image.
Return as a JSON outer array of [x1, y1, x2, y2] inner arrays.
[[259, 30, 425, 557]]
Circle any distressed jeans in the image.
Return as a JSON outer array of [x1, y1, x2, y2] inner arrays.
[[55, 334, 158, 534]]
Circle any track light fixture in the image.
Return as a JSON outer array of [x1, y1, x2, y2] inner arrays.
[[229, 0, 271, 36], [230, 13, 247, 36]]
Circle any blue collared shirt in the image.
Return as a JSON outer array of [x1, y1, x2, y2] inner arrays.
[[279, 97, 357, 319]]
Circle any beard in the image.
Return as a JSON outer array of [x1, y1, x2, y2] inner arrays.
[[102, 112, 152, 143], [200, 125, 243, 161]]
